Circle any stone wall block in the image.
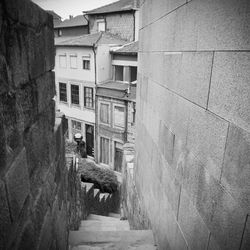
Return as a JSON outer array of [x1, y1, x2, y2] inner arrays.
[[6, 25, 29, 87], [182, 155, 246, 250], [178, 189, 210, 250], [208, 52, 250, 132], [3, 0, 51, 29], [221, 124, 250, 212], [36, 71, 55, 114], [28, 29, 46, 80], [241, 216, 250, 250], [44, 25, 55, 71], [186, 108, 228, 181], [0, 54, 12, 95], [0, 180, 12, 250], [5, 148, 30, 222]]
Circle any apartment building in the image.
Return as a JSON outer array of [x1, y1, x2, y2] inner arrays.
[[55, 32, 126, 157], [96, 41, 138, 170]]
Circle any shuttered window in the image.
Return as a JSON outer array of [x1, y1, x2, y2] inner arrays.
[[100, 137, 109, 164]]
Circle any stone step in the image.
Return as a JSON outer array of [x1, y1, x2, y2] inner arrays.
[[87, 214, 120, 222], [81, 182, 94, 193], [72, 243, 157, 250], [108, 212, 120, 218], [79, 220, 130, 231], [69, 230, 155, 248]]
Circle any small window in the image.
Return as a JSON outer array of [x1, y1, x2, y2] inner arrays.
[[70, 55, 77, 69], [59, 82, 67, 102], [100, 137, 109, 164], [130, 66, 137, 82], [114, 66, 123, 81], [84, 87, 94, 108], [83, 59, 90, 70], [71, 120, 82, 136], [71, 84, 79, 105], [59, 55, 67, 68], [58, 29, 62, 37], [97, 19, 105, 32], [100, 103, 109, 124], [114, 106, 125, 128]]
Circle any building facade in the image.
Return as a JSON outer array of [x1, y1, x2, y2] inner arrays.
[[55, 33, 126, 157], [85, 0, 139, 42], [95, 42, 138, 170]]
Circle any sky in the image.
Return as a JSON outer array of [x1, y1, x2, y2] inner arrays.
[[32, 0, 118, 19]]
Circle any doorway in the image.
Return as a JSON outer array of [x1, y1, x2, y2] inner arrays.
[[85, 124, 94, 157], [114, 142, 123, 172]]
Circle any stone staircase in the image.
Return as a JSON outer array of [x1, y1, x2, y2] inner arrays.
[[69, 213, 157, 249]]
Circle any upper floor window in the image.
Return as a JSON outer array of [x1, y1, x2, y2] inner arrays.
[[114, 65, 137, 82], [114, 105, 125, 128], [59, 54, 67, 68], [59, 82, 67, 102], [82, 55, 90, 70], [71, 84, 79, 105], [70, 54, 77, 69], [58, 29, 62, 37], [84, 87, 94, 108], [97, 19, 105, 32], [100, 103, 110, 125], [114, 66, 123, 81]]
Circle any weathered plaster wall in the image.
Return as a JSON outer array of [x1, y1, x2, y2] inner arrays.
[[0, 1, 69, 249], [135, 0, 250, 249], [89, 12, 135, 42]]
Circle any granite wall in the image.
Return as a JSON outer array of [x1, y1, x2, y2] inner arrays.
[[135, 0, 250, 249], [0, 0, 69, 249]]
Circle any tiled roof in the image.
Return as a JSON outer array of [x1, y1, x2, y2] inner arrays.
[[112, 41, 138, 55], [97, 81, 136, 101], [85, 0, 138, 15], [55, 15, 88, 28], [55, 32, 127, 47]]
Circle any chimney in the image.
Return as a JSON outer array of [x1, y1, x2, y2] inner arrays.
[[69, 15, 73, 19], [133, 0, 139, 8]]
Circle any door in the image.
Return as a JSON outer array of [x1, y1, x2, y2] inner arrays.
[[85, 124, 94, 157], [114, 142, 123, 172]]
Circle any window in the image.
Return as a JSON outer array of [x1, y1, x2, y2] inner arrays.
[[59, 82, 67, 102], [70, 55, 77, 69], [59, 55, 67, 68], [58, 29, 62, 37], [71, 120, 81, 136], [100, 103, 109, 124], [130, 66, 137, 82], [114, 106, 125, 128], [97, 19, 105, 32], [83, 59, 90, 70], [100, 137, 109, 164], [71, 84, 79, 105], [114, 66, 123, 81], [84, 87, 93, 108]]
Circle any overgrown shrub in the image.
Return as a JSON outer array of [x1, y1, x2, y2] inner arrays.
[[79, 160, 119, 193]]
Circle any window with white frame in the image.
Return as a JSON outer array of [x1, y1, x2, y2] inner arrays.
[[71, 84, 80, 105], [59, 82, 67, 102], [114, 105, 125, 128], [97, 19, 105, 32], [71, 120, 81, 136], [59, 54, 67, 68], [100, 137, 109, 164], [84, 87, 94, 108], [82, 55, 90, 70], [70, 54, 77, 69], [100, 103, 110, 125]]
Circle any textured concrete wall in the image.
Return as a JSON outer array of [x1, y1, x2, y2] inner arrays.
[[136, 0, 250, 249], [89, 12, 135, 41], [0, 1, 69, 249]]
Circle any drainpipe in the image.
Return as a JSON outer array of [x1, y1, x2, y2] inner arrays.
[[124, 99, 128, 142], [92, 44, 98, 162]]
